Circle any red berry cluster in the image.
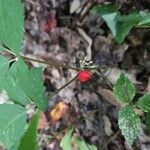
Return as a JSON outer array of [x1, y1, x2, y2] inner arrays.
[[77, 70, 92, 83]]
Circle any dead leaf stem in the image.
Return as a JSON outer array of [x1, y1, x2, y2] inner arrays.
[[20, 54, 79, 71]]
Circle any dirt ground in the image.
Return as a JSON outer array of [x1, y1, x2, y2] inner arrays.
[[23, 0, 150, 149]]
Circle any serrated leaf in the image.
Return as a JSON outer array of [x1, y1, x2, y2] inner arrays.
[[0, 56, 10, 82], [0, 104, 26, 149], [91, 5, 148, 43], [118, 105, 141, 146], [75, 137, 97, 150], [113, 72, 136, 103], [20, 67, 48, 111], [115, 21, 133, 44], [0, 0, 24, 53], [138, 14, 150, 25], [60, 128, 73, 150], [18, 112, 40, 150], [8, 59, 48, 110], [115, 13, 142, 43], [0, 41, 4, 51], [136, 94, 150, 112], [2, 75, 29, 105], [91, 4, 118, 37]]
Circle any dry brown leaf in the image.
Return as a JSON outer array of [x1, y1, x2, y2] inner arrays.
[[104, 67, 139, 84], [113, 43, 128, 62], [98, 88, 144, 116], [77, 27, 92, 61], [97, 88, 121, 107], [103, 115, 113, 136], [49, 101, 69, 122]]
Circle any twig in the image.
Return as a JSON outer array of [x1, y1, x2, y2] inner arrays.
[[77, 27, 92, 61], [79, 0, 98, 22], [26, 0, 40, 6], [135, 25, 150, 29], [20, 54, 79, 71], [96, 69, 113, 90], [78, 0, 92, 16], [101, 130, 121, 150], [48, 75, 77, 99]]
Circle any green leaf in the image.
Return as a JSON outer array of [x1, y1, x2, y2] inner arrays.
[[2, 75, 30, 105], [8, 142, 20, 150], [136, 94, 150, 112], [0, 104, 26, 149], [113, 72, 136, 103], [146, 112, 150, 132], [0, 41, 4, 51], [91, 4, 118, 37], [60, 128, 73, 150], [18, 112, 40, 150], [91, 4, 149, 43], [118, 105, 141, 146], [75, 137, 97, 150], [8, 59, 48, 110], [0, 56, 10, 82], [138, 13, 150, 25], [115, 12, 142, 43], [0, 0, 24, 53]]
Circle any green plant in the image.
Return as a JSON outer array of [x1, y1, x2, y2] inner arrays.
[[113, 72, 150, 146], [0, 1, 150, 150], [60, 128, 97, 150], [0, 0, 47, 149], [90, 3, 150, 146], [91, 4, 150, 43]]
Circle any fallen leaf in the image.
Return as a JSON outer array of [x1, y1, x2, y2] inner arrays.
[[98, 88, 144, 116], [70, 0, 81, 14], [97, 88, 121, 107], [103, 115, 113, 136], [49, 101, 69, 122], [113, 43, 129, 62], [104, 67, 139, 84]]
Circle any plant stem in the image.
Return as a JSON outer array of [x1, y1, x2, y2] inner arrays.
[[48, 75, 77, 99], [20, 55, 114, 96], [20, 54, 79, 71], [135, 25, 150, 28], [0, 45, 16, 56]]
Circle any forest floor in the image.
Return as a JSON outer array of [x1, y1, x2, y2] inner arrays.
[[23, 0, 150, 149]]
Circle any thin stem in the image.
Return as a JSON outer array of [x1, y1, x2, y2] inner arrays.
[[79, 0, 98, 22], [99, 70, 113, 90], [101, 130, 121, 150], [0, 45, 16, 56], [9, 57, 18, 63], [20, 54, 79, 71], [48, 75, 77, 99], [135, 25, 150, 29]]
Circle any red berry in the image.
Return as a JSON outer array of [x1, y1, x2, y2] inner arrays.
[[77, 70, 92, 83]]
